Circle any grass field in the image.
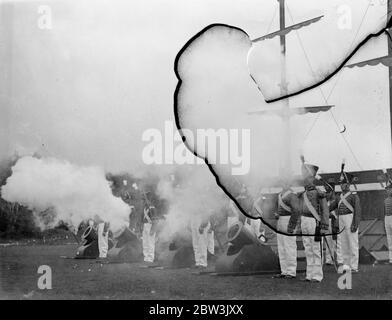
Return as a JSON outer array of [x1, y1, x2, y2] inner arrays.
[[0, 244, 391, 300]]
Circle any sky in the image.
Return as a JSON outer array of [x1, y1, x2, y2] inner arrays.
[[0, 0, 391, 178]]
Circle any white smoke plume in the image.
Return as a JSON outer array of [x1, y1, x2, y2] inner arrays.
[[0, 0, 390, 181], [1, 156, 130, 232], [156, 166, 227, 243]]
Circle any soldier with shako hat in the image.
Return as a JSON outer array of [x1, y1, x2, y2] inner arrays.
[[288, 156, 329, 283], [329, 160, 361, 273], [382, 169, 392, 265]]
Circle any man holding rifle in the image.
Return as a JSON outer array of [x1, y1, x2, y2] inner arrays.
[[288, 157, 329, 283], [329, 161, 361, 273]]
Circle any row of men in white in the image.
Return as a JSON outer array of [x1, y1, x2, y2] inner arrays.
[[276, 162, 361, 282], [142, 205, 215, 267], [96, 168, 392, 273], [93, 206, 215, 267], [142, 194, 266, 267], [224, 162, 363, 282]]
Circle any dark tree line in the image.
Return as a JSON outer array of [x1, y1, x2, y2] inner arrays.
[[0, 155, 40, 239]]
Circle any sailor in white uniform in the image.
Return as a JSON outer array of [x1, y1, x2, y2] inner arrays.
[[329, 164, 361, 273], [97, 221, 110, 258]]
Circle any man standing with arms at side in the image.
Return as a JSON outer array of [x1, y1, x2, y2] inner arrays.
[[191, 214, 214, 269], [142, 202, 158, 264], [288, 158, 329, 283], [329, 161, 361, 273], [273, 178, 300, 279], [97, 221, 110, 259]]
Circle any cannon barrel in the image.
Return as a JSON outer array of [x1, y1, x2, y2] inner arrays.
[[107, 227, 143, 262], [215, 221, 280, 273], [82, 226, 97, 244], [113, 227, 139, 248], [227, 222, 262, 256]]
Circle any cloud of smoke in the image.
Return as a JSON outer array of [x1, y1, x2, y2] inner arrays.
[[156, 166, 226, 242], [175, 24, 304, 189], [0, 0, 390, 180], [1, 156, 130, 232]]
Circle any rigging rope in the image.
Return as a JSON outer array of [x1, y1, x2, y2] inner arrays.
[[264, 5, 278, 35], [286, 2, 372, 171]]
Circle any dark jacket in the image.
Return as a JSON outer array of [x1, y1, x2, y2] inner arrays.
[[277, 189, 300, 217], [329, 192, 361, 229], [142, 206, 159, 224], [288, 185, 329, 233]]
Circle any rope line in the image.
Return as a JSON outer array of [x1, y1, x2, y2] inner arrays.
[[266, 5, 278, 34], [286, 3, 372, 170]]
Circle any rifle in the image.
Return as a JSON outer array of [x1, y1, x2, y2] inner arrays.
[[340, 159, 345, 177], [315, 175, 334, 194], [341, 159, 358, 190]]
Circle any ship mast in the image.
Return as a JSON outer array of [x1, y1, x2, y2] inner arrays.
[[388, 0, 392, 142], [250, 0, 392, 188], [279, 0, 291, 177], [249, 0, 333, 178]]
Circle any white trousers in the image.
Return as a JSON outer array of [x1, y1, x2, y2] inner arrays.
[[142, 223, 156, 263], [337, 214, 359, 271], [301, 217, 323, 282], [191, 220, 214, 267], [385, 216, 392, 263], [207, 231, 215, 255], [97, 223, 108, 258], [277, 216, 297, 277]]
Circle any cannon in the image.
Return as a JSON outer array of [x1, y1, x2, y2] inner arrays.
[[215, 221, 280, 273], [107, 227, 143, 262], [76, 226, 115, 259], [161, 235, 195, 268], [82, 225, 97, 243], [154, 230, 217, 269]]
